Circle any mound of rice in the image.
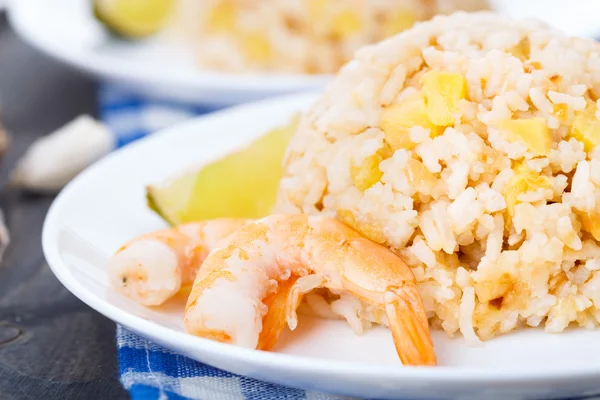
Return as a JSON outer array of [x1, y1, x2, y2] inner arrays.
[[276, 11, 600, 342], [179, 0, 487, 74]]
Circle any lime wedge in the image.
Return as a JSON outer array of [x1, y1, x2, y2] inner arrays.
[[147, 116, 299, 225], [93, 0, 175, 38]]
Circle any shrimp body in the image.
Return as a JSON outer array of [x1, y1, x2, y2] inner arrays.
[[184, 214, 436, 366], [109, 219, 248, 306]]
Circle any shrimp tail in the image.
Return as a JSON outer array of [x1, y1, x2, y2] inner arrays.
[[385, 285, 437, 366], [257, 276, 299, 351], [285, 274, 325, 330]]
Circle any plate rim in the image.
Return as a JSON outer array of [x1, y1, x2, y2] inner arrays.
[[42, 91, 600, 386]]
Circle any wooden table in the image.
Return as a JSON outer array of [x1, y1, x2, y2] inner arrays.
[[0, 14, 128, 400]]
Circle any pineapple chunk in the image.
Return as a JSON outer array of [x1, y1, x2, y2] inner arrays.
[[503, 175, 530, 216], [331, 9, 362, 38], [475, 273, 514, 303], [383, 10, 417, 36], [377, 142, 395, 159], [406, 158, 436, 187], [501, 118, 552, 156], [508, 37, 530, 61], [207, 1, 236, 32], [337, 209, 386, 243], [580, 212, 600, 241], [422, 71, 468, 126], [503, 162, 552, 215], [553, 104, 569, 122], [569, 108, 600, 152], [351, 154, 383, 191], [513, 162, 550, 187], [242, 32, 271, 62], [380, 94, 441, 150]]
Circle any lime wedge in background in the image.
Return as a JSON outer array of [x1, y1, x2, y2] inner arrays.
[[93, 0, 175, 38], [146, 117, 299, 225]]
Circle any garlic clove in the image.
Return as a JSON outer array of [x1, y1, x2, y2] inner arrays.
[[10, 115, 114, 193]]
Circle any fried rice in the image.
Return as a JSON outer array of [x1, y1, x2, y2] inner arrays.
[[176, 0, 487, 74], [276, 11, 600, 342]]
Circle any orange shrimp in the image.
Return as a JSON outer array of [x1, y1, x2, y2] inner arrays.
[[183, 214, 436, 366], [108, 219, 248, 306]]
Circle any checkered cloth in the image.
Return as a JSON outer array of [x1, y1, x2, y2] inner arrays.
[[100, 84, 354, 400], [100, 84, 600, 400], [116, 326, 352, 400], [98, 85, 219, 147]]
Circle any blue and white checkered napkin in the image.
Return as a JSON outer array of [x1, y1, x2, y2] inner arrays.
[[98, 85, 220, 147], [99, 84, 353, 400]]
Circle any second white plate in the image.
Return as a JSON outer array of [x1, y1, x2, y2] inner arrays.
[[7, 0, 331, 106], [10, 0, 600, 107]]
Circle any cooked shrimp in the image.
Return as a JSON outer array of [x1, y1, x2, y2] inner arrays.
[[184, 214, 436, 366], [109, 219, 248, 306]]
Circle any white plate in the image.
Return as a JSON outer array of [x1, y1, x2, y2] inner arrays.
[[488, 0, 600, 39], [7, 0, 331, 106], [43, 92, 600, 400]]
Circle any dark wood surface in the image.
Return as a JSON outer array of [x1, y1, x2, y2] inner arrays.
[[0, 13, 128, 400]]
